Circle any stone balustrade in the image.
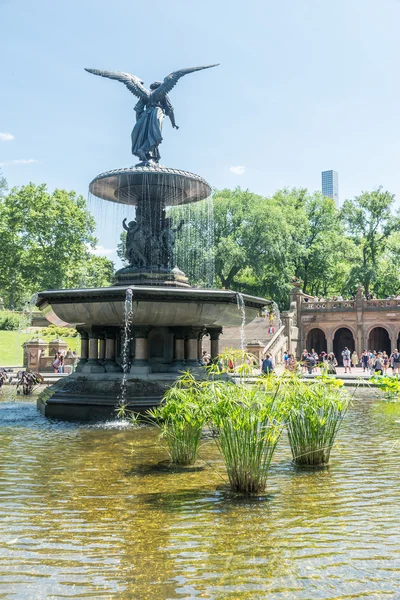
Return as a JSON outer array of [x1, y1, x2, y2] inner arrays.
[[302, 297, 400, 312]]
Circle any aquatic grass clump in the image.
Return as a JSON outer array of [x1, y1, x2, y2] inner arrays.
[[209, 381, 285, 494], [284, 377, 350, 467], [369, 374, 400, 402], [147, 372, 209, 465]]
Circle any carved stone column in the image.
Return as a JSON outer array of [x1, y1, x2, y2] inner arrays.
[[104, 329, 121, 372], [170, 328, 186, 372], [183, 327, 204, 366], [75, 328, 88, 372], [82, 330, 105, 373], [208, 327, 222, 360], [98, 333, 106, 364], [130, 327, 151, 375]]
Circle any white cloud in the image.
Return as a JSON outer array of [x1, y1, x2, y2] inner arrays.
[[229, 165, 246, 175], [0, 132, 15, 142], [87, 244, 116, 257], [0, 159, 38, 166]]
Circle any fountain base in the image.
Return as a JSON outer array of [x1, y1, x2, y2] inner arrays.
[[114, 266, 189, 287], [37, 371, 196, 420]]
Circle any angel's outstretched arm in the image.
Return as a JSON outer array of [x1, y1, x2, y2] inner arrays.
[[164, 96, 179, 129]]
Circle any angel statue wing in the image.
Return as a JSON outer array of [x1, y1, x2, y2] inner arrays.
[[84, 68, 150, 101], [151, 64, 219, 103]]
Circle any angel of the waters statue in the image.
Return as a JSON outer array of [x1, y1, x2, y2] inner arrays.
[[85, 64, 218, 164]]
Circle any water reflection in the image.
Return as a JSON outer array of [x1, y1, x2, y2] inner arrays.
[[0, 394, 400, 598]]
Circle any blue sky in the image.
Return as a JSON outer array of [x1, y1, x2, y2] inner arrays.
[[1, 0, 400, 261]]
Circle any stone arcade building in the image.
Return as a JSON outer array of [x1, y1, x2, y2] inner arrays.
[[283, 283, 400, 360]]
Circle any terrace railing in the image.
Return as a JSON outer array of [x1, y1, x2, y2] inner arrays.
[[301, 297, 400, 312], [302, 300, 355, 311]]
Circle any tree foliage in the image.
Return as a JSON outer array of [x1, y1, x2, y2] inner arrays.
[[180, 186, 400, 307], [0, 182, 114, 308], [341, 187, 400, 295]]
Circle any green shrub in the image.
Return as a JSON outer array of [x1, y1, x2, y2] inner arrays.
[[0, 311, 27, 331], [33, 325, 78, 338]]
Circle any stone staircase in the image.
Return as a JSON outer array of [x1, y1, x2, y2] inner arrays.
[[220, 317, 276, 352]]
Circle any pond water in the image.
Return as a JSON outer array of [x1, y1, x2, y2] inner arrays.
[[0, 393, 400, 599]]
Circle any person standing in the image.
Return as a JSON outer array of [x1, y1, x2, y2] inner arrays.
[[327, 352, 338, 374], [374, 353, 384, 375], [261, 353, 274, 375], [301, 348, 308, 373], [342, 347, 352, 373], [52, 352, 61, 374], [391, 349, 400, 377], [283, 350, 289, 369], [361, 350, 369, 372], [351, 350, 359, 369], [382, 352, 389, 375]]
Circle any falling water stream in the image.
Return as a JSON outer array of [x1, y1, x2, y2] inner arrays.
[[236, 292, 246, 352], [118, 287, 133, 410]]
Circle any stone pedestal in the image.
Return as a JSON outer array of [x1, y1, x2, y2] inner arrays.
[[246, 340, 264, 366], [48, 338, 68, 358], [23, 338, 48, 371]]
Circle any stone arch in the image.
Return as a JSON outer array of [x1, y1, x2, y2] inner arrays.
[[367, 326, 391, 355], [306, 328, 327, 355], [333, 327, 355, 364]]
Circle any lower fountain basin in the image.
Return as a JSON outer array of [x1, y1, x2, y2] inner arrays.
[[36, 285, 267, 328]]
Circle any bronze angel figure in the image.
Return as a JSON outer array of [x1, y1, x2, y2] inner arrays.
[[85, 64, 218, 164]]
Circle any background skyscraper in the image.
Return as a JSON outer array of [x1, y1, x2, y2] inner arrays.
[[321, 170, 339, 207]]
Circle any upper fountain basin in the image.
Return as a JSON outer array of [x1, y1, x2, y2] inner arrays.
[[89, 165, 211, 206], [36, 286, 267, 328]]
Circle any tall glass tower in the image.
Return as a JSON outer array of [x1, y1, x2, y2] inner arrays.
[[321, 170, 339, 207]]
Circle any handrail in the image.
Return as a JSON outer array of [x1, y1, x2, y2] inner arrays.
[[262, 325, 285, 355]]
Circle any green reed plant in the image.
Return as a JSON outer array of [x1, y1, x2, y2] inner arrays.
[[147, 371, 210, 465], [283, 376, 350, 467], [207, 348, 260, 380], [209, 379, 285, 494], [369, 374, 400, 402]]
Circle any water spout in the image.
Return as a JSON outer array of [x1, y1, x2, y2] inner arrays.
[[118, 287, 133, 411], [236, 292, 246, 352]]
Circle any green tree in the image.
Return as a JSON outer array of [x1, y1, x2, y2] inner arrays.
[[275, 188, 356, 297], [0, 169, 7, 198], [341, 187, 400, 296], [0, 183, 114, 308]]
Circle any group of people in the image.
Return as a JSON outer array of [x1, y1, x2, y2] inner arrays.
[[360, 349, 400, 375], [52, 349, 77, 373], [293, 347, 400, 376]]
